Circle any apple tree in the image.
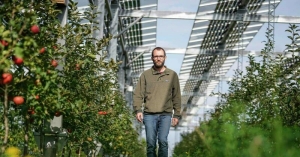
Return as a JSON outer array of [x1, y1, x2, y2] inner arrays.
[[0, 0, 68, 154], [56, 1, 146, 156], [1, 0, 145, 156]]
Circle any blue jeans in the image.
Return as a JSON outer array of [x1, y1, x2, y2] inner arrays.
[[143, 114, 171, 157]]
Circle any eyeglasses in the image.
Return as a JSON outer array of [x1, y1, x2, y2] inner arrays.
[[152, 55, 165, 59]]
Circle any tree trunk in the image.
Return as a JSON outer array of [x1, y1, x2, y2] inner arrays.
[[23, 115, 29, 156], [61, 147, 65, 157], [1, 85, 9, 153]]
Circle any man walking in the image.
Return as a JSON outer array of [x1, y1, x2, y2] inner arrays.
[[133, 47, 181, 157]]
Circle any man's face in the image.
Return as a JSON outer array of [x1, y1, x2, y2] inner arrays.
[[152, 49, 166, 69]]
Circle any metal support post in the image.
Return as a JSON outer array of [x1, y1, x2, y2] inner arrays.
[[217, 67, 222, 103], [268, 0, 276, 54], [126, 50, 147, 67], [108, 7, 119, 61], [236, 7, 248, 76], [237, 21, 244, 76], [93, 0, 105, 56], [113, 15, 144, 39], [117, 15, 130, 69]]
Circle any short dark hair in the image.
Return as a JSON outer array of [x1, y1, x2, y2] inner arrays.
[[151, 47, 166, 56]]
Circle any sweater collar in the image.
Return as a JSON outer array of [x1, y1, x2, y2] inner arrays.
[[151, 66, 169, 75]]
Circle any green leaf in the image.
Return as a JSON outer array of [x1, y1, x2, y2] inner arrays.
[[14, 47, 24, 57], [2, 30, 10, 38], [43, 81, 51, 91]]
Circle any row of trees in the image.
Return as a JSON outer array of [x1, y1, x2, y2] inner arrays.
[[173, 25, 300, 157], [0, 0, 145, 156]]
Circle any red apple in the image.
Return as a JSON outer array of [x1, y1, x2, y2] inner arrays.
[[75, 64, 80, 70], [35, 95, 40, 100], [28, 109, 35, 115], [39, 47, 46, 54], [98, 111, 107, 115], [1, 40, 8, 46], [12, 55, 23, 65], [51, 60, 58, 67], [1, 73, 13, 84], [13, 96, 24, 105], [54, 111, 61, 117], [30, 25, 40, 34]]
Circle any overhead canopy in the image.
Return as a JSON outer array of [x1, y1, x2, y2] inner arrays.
[[118, 0, 284, 126], [77, 0, 300, 127]]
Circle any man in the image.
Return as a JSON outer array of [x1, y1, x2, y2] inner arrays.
[[133, 47, 181, 157]]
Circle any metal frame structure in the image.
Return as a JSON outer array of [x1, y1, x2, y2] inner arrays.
[[76, 0, 300, 129]]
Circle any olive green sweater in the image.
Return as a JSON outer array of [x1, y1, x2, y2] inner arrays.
[[133, 66, 181, 119]]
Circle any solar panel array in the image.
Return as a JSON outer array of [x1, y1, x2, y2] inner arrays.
[[77, 0, 287, 126]]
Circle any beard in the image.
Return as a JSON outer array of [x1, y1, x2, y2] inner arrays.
[[153, 60, 165, 69]]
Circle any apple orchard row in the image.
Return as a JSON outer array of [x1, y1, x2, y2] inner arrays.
[[0, 24, 108, 118]]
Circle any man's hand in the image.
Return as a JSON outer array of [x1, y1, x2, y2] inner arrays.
[[136, 112, 143, 123], [172, 118, 179, 126]]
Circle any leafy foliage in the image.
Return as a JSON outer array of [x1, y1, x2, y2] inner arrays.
[[173, 25, 300, 157], [0, 0, 145, 156]]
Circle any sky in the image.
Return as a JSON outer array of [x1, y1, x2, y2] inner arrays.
[[151, 0, 300, 155]]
